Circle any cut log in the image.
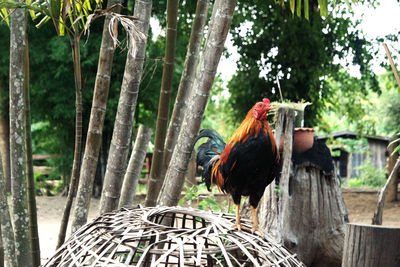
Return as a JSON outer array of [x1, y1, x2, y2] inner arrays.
[[243, 108, 348, 266], [342, 223, 400, 267]]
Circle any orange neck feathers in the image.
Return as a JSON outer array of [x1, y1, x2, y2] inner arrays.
[[211, 105, 279, 190]]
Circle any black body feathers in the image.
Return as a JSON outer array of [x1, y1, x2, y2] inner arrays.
[[195, 128, 280, 207]]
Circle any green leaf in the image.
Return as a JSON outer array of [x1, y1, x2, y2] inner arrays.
[[25, 0, 37, 20], [59, 16, 65, 36], [296, 0, 301, 17], [393, 145, 400, 156], [304, 0, 309, 20], [0, 8, 10, 25], [290, 0, 295, 15], [389, 137, 400, 156], [36, 15, 51, 28], [50, 0, 61, 19], [345, 0, 351, 9], [317, 0, 327, 17]]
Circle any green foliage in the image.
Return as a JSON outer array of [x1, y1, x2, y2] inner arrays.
[[179, 185, 222, 212], [321, 70, 379, 135], [389, 134, 400, 156], [34, 171, 64, 195], [1, 3, 193, 184], [228, 0, 377, 127], [328, 137, 369, 154], [345, 160, 387, 188], [276, 0, 327, 19], [27, 20, 103, 176], [316, 70, 400, 137], [317, 70, 400, 137], [200, 76, 237, 141], [136, 183, 147, 195], [376, 75, 400, 136]]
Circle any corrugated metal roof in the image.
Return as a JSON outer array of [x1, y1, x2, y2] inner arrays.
[[316, 130, 391, 142]]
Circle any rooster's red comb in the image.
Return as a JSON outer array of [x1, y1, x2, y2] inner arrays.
[[262, 98, 270, 104]]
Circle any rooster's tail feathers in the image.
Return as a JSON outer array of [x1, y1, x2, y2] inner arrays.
[[195, 129, 226, 191], [195, 129, 225, 166]]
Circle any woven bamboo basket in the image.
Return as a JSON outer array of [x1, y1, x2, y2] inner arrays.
[[44, 206, 305, 266]]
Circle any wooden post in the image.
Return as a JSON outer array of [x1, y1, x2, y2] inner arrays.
[[342, 223, 400, 267], [372, 158, 400, 225], [250, 108, 348, 266], [386, 140, 399, 202]]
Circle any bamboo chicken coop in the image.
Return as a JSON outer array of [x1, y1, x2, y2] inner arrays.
[[44, 206, 305, 266]]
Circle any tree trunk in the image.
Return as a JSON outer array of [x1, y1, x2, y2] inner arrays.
[[71, 2, 121, 234], [0, 154, 17, 267], [185, 150, 197, 187], [249, 108, 348, 267], [342, 223, 400, 267], [119, 125, 152, 208], [0, 226, 3, 267], [145, 0, 180, 207], [157, 0, 237, 207], [56, 34, 84, 248], [9, 5, 32, 266], [24, 34, 41, 267], [372, 158, 400, 225], [99, 0, 152, 214], [161, 0, 210, 180], [0, 107, 10, 194], [386, 140, 399, 202]]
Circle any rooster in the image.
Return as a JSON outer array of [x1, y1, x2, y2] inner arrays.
[[195, 98, 280, 236]]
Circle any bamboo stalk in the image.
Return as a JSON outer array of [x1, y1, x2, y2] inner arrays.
[[371, 43, 400, 225], [24, 32, 41, 267], [145, 0, 180, 207], [383, 43, 400, 88]]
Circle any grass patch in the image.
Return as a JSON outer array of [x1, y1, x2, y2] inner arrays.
[[344, 160, 387, 188]]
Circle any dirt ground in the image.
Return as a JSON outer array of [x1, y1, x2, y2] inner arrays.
[[37, 190, 400, 264], [342, 190, 400, 226]]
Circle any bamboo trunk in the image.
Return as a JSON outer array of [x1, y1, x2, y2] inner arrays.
[[161, 0, 210, 180], [99, 0, 152, 214], [157, 0, 237, 207], [56, 30, 85, 248], [145, 0, 180, 207], [342, 223, 400, 267], [0, 154, 16, 267], [185, 150, 197, 187], [119, 125, 152, 208], [0, 115, 10, 194], [9, 5, 33, 266], [0, 226, 3, 267], [71, 2, 121, 233], [24, 34, 41, 267]]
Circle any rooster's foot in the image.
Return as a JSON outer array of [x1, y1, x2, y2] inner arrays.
[[231, 223, 250, 232], [251, 225, 264, 238]]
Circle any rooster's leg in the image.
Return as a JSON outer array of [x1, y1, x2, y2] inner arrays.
[[250, 205, 264, 237], [231, 202, 249, 232]]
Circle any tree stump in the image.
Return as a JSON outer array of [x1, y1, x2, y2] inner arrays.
[[243, 108, 348, 266], [342, 223, 400, 267]]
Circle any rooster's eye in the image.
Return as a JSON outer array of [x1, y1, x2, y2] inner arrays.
[[258, 104, 262, 107]]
